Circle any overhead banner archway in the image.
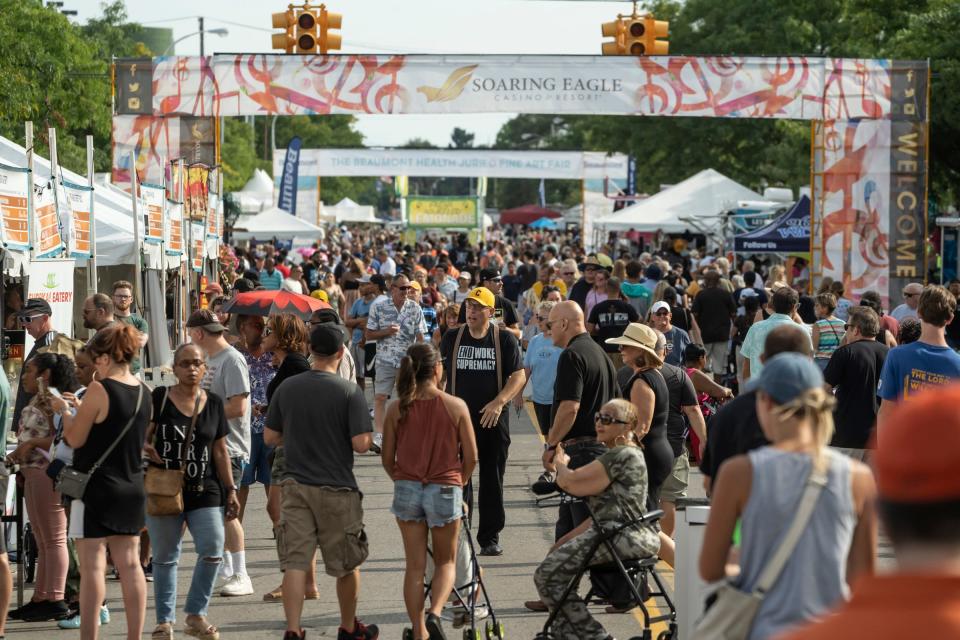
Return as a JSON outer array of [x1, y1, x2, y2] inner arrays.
[[112, 53, 930, 306]]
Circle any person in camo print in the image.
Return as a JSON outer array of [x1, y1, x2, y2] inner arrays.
[[534, 398, 660, 640]]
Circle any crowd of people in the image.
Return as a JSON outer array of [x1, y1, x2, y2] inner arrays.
[[2, 223, 960, 640]]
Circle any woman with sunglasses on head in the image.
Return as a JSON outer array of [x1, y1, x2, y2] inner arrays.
[[259, 314, 318, 602], [514, 301, 563, 437], [141, 343, 239, 640], [534, 399, 660, 640], [48, 324, 151, 640]]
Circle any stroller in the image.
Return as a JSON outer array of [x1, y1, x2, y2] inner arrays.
[[535, 497, 677, 640], [405, 512, 505, 640]]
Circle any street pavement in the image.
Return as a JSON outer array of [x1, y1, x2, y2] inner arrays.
[[11, 401, 681, 639]]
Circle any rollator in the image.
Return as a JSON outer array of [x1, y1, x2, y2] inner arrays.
[[532, 488, 677, 640], [406, 511, 506, 640]]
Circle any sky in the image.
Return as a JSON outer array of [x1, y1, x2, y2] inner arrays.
[[67, 0, 632, 147]]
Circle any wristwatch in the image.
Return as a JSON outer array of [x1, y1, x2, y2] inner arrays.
[[226, 485, 239, 493]]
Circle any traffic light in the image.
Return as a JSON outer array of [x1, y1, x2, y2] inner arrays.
[[600, 14, 668, 56], [271, 8, 297, 53], [625, 16, 669, 56], [600, 18, 627, 56], [271, 3, 342, 54]]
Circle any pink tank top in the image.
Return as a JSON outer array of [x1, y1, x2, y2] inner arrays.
[[393, 396, 463, 486]]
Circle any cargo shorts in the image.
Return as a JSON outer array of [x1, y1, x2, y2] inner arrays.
[[278, 479, 369, 577]]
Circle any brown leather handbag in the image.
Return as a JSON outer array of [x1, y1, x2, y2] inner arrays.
[[145, 390, 201, 516]]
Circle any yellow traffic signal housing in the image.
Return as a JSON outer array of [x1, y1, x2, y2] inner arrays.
[[600, 19, 627, 56], [271, 8, 297, 53], [319, 7, 342, 53], [625, 16, 669, 56]]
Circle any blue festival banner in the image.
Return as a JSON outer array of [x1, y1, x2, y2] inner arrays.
[[277, 136, 301, 216]]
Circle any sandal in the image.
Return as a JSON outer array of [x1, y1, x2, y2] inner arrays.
[[263, 587, 321, 602], [184, 618, 220, 640], [152, 623, 174, 639]]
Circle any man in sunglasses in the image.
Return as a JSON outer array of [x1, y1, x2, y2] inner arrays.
[[649, 301, 691, 367], [365, 274, 424, 451], [889, 282, 923, 323], [456, 268, 521, 340], [11, 299, 57, 433]]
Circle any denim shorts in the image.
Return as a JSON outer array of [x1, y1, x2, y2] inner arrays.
[[391, 480, 463, 528], [242, 431, 274, 487]]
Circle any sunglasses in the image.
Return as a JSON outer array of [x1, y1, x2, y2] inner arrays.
[[903, 292, 919, 298], [263, 326, 273, 336], [394, 285, 413, 291], [487, 277, 503, 283], [561, 271, 575, 276], [537, 315, 550, 321], [176, 359, 205, 369], [18, 315, 43, 324], [595, 412, 628, 425]]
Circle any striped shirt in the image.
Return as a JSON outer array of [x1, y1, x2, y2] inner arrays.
[[815, 318, 845, 360]]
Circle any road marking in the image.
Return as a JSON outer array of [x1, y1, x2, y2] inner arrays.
[[522, 400, 673, 636]]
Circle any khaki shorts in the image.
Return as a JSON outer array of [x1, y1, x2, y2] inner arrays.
[[659, 450, 690, 503], [374, 363, 399, 397], [278, 480, 369, 577]]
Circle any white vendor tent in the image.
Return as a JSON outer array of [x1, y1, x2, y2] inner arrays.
[[232, 168, 275, 214], [233, 206, 326, 240], [598, 169, 764, 233], [321, 197, 378, 224], [0, 136, 140, 266]]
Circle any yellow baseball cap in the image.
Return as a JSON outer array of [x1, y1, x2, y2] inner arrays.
[[409, 280, 422, 292], [466, 286, 495, 308], [310, 289, 329, 302]]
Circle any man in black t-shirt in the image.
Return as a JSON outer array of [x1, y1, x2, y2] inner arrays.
[[441, 287, 525, 556], [544, 301, 619, 539], [587, 276, 638, 371], [692, 270, 736, 379], [824, 306, 888, 453], [457, 268, 521, 339]]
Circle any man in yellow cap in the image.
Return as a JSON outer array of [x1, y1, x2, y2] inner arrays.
[[439, 287, 526, 556]]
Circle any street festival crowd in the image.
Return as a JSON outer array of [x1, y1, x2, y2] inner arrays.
[[3, 224, 960, 640]]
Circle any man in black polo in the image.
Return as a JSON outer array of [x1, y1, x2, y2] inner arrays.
[[457, 267, 521, 339]]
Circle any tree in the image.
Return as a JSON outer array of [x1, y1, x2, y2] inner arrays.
[[449, 127, 474, 149]]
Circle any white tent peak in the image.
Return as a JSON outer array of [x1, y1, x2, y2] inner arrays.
[[233, 207, 325, 240], [600, 169, 764, 232], [241, 168, 274, 196], [334, 197, 360, 208]]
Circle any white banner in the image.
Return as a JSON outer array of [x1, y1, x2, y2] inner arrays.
[[0, 163, 30, 251], [60, 180, 93, 259], [34, 179, 63, 258], [165, 201, 184, 256], [274, 149, 628, 180], [141, 183, 165, 244], [24, 258, 76, 355]]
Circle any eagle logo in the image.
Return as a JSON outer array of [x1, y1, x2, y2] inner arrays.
[[417, 65, 478, 103]]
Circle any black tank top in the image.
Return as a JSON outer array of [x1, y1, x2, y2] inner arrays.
[[628, 369, 669, 448]]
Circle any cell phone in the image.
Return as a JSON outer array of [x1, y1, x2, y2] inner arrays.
[[47, 386, 63, 399]]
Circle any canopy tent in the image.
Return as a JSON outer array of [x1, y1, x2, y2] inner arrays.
[[0, 136, 140, 266], [499, 204, 562, 225], [734, 195, 811, 253], [598, 169, 764, 233], [321, 197, 378, 224], [530, 217, 560, 229], [233, 206, 326, 240]]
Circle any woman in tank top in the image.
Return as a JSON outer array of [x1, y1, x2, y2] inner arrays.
[[50, 324, 151, 640], [381, 343, 478, 640], [700, 353, 877, 640]]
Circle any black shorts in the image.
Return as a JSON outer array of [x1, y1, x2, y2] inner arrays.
[[364, 343, 377, 380]]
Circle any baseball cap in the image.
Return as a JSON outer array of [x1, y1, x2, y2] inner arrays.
[[650, 301, 671, 314], [409, 280, 422, 292], [310, 289, 329, 302], [309, 323, 345, 357], [357, 274, 373, 283], [874, 384, 960, 502], [458, 271, 472, 281], [744, 352, 823, 404], [17, 298, 53, 319], [186, 309, 226, 333], [605, 323, 663, 366], [739, 288, 759, 301], [479, 268, 501, 282], [466, 287, 495, 308]]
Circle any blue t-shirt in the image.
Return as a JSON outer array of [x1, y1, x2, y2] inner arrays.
[[878, 341, 960, 401], [523, 333, 563, 405], [348, 297, 374, 345]]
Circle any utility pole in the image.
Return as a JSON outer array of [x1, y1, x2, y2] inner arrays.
[[198, 16, 205, 56]]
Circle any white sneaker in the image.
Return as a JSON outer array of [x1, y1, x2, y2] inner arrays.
[[220, 573, 254, 597], [370, 432, 383, 454]]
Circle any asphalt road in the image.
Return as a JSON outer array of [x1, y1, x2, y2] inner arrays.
[[10, 400, 684, 639]]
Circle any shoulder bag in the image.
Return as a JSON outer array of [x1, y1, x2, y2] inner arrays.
[[692, 466, 828, 640], [145, 389, 202, 516], [56, 383, 146, 500]]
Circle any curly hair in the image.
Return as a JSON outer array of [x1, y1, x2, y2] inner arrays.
[[268, 313, 309, 355], [32, 353, 81, 393]]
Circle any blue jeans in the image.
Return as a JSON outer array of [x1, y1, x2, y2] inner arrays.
[[242, 431, 274, 487], [146, 507, 225, 623]]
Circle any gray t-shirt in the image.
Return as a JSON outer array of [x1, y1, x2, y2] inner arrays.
[[265, 370, 371, 489], [202, 345, 251, 461]]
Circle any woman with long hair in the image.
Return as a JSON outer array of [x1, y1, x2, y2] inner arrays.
[[558, 259, 580, 296], [700, 353, 877, 639], [320, 271, 346, 317], [260, 314, 316, 602], [341, 257, 366, 312], [381, 343, 477, 640], [49, 324, 151, 640], [431, 303, 461, 347], [142, 343, 239, 640], [5, 353, 79, 621]]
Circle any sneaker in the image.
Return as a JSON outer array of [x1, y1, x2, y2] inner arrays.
[[337, 618, 379, 640], [283, 630, 306, 640], [8, 600, 39, 620], [220, 573, 255, 597], [142, 562, 154, 582], [369, 432, 382, 455], [22, 599, 70, 622], [523, 599, 548, 612], [478, 543, 503, 557], [56, 606, 107, 630], [425, 612, 446, 640]]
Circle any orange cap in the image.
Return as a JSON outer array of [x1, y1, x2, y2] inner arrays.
[[875, 383, 960, 502]]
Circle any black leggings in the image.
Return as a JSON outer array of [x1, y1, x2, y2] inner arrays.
[[533, 402, 552, 437], [643, 435, 674, 511]]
